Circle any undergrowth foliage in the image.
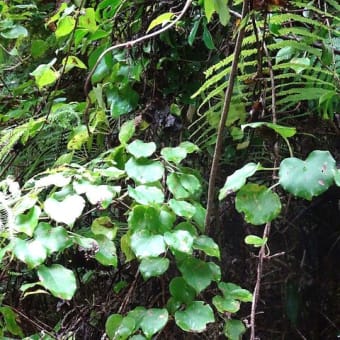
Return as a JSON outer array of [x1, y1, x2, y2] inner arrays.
[[0, 0, 339, 338]]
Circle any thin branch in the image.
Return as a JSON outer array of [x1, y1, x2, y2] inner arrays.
[[204, 0, 250, 234], [84, 0, 193, 97], [250, 221, 271, 340]]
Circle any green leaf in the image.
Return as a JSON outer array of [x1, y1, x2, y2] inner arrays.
[[37, 264, 76, 299], [140, 308, 168, 338], [139, 257, 170, 280], [55, 16, 75, 39], [333, 169, 340, 186], [78, 8, 97, 32], [161, 146, 187, 164], [204, 0, 215, 22], [178, 257, 216, 293], [44, 194, 85, 226], [214, 0, 230, 26], [218, 282, 253, 302], [202, 23, 215, 49], [175, 301, 215, 332], [244, 235, 267, 247], [212, 295, 240, 313], [62, 56, 87, 73], [108, 85, 139, 118], [127, 306, 147, 330], [0, 306, 24, 337], [169, 199, 196, 218], [14, 205, 41, 236], [193, 235, 220, 258], [67, 125, 89, 150], [130, 231, 165, 258], [128, 185, 164, 205], [91, 216, 117, 240], [279, 150, 336, 200], [35, 173, 71, 188], [147, 12, 175, 32], [13, 238, 47, 268], [179, 141, 199, 153], [94, 234, 117, 266], [169, 277, 196, 304], [290, 57, 310, 73], [128, 205, 175, 233], [127, 140, 156, 158], [219, 162, 260, 200], [242, 122, 296, 138], [1, 24, 28, 39], [34, 223, 71, 255], [164, 230, 194, 253], [223, 319, 246, 340], [188, 19, 200, 46], [30, 63, 58, 89], [105, 314, 135, 340], [125, 158, 164, 184], [167, 173, 201, 199], [235, 184, 281, 225], [119, 119, 135, 144]]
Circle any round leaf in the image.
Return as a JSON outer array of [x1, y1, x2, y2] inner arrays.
[[128, 185, 164, 205], [37, 264, 76, 300], [169, 277, 196, 304], [139, 257, 170, 280], [140, 308, 168, 338], [244, 235, 267, 247], [178, 257, 216, 293], [44, 194, 85, 226], [14, 205, 41, 236], [125, 158, 164, 184], [93, 234, 117, 266], [164, 230, 194, 253], [130, 231, 165, 258], [212, 295, 240, 313], [279, 150, 336, 200], [13, 239, 47, 268], [193, 235, 220, 258], [235, 184, 281, 225], [127, 140, 156, 158], [223, 319, 246, 340], [161, 146, 187, 164], [168, 199, 196, 219], [105, 314, 135, 340], [34, 222, 71, 255], [167, 173, 201, 199], [175, 301, 215, 332]]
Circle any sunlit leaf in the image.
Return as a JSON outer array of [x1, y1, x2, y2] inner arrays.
[[139, 257, 170, 280], [175, 301, 214, 332], [147, 12, 175, 32], [37, 264, 76, 300]]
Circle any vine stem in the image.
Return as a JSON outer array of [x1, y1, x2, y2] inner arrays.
[[250, 221, 271, 340], [204, 0, 250, 234], [84, 0, 192, 97]]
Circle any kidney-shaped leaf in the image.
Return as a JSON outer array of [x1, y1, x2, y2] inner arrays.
[[13, 239, 47, 268], [139, 257, 170, 280], [128, 185, 164, 205], [34, 222, 71, 255], [14, 205, 41, 237], [223, 319, 247, 340], [235, 184, 281, 225], [127, 140, 156, 158], [44, 194, 85, 226], [140, 308, 168, 338], [169, 277, 196, 304], [178, 257, 216, 293], [125, 158, 164, 184], [279, 150, 336, 200], [105, 314, 135, 340], [130, 231, 165, 258], [175, 301, 214, 333], [37, 264, 76, 300], [164, 230, 194, 253]]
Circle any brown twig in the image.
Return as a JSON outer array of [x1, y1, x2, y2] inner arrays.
[[204, 0, 250, 234]]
